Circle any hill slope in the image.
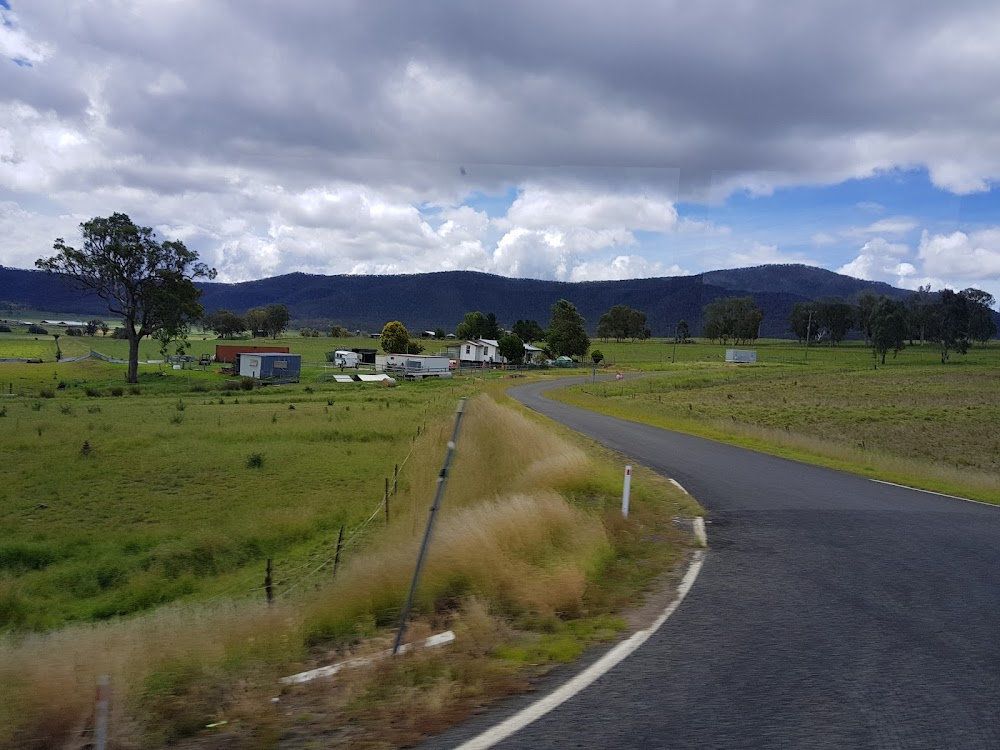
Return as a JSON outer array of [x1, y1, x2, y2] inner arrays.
[[0, 264, 982, 338]]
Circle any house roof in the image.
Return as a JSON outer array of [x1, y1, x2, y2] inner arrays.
[[524, 344, 543, 351]]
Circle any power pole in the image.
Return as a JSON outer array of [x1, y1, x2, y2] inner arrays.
[[805, 310, 814, 361]]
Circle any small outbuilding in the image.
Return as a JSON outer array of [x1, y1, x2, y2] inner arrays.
[[238, 352, 302, 382]]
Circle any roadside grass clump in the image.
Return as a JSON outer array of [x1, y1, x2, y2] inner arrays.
[[129, 385, 141, 396], [85, 387, 101, 397], [110, 386, 124, 397], [245, 452, 265, 469], [39, 388, 55, 399], [168, 413, 184, 425]]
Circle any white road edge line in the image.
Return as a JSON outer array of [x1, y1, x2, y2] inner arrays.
[[451, 548, 708, 750], [869, 479, 997, 507], [668, 478, 688, 494]]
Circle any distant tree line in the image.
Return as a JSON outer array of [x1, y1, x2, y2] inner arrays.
[[703, 297, 765, 345], [202, 304, 291, 339], [790, 286, 996, 364]]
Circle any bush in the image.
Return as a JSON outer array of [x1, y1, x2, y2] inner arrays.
[[111, 327, 129, 340], [245, 452, 265, 469], [84, 387, 101, 397], [65, 327, 84, 337], [189, 382, 209, 393], [129, 386, 141, 396], [0, 324, 11, 333], [59, 405, 73, 415], [169, 414, 185, 425], [39, 388, 55, 399], [175, 400, 186, 411], [591, 349, 604, 364], [26, 324, 48, 335], [223, 380, 241, 392], [240, 377, 255, 391], [0, 406, 6, 417], [110, 387, 124, 397]]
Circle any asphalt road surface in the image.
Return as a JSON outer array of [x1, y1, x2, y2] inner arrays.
[[429, 376, 1000, 750]]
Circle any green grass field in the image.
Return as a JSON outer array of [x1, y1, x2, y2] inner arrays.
[[0, 357, 479, 630]]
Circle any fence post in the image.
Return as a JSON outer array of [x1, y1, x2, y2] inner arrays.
[[393, 463, 399, 494], [385, 478, 390, 524], [393, 398, 468, 655], [265, 559, 273, 605], [333, 525, 345, 577], [94, 675, 109, 750]]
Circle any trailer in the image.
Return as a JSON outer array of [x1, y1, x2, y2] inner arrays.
[[327, 350, 360, 368], [376, 353, 452, 380], [238, 352, 302, 383]]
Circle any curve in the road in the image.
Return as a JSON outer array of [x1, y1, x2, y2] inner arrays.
[[432, 375, 1000, 750]]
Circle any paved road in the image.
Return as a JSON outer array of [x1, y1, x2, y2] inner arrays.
[[433, 376, 1000, 749]]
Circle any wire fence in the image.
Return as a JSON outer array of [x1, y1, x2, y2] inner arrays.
[[197, 440, 419, 606]]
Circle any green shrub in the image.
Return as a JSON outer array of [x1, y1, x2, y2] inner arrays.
[[223, 380, 241, 391], [111, 327, 129, 339], [0, 324, 11, 333], [110, 387, 124, 397], [240, 377, 255, 391], [189, 382, 209, 393], [30, 401, 42, 411], [84, 387, 101, 397], [27, 324, 48, 335], [169, 413, 184, 425], [64, 327, 84, 337], [245, 452, 265, 469], [129, 386, 141, 395], [59, 405, 73, 415], [86, 405, 101, 414], [175, 400, 186, 411], [0, 406, 6, 417], [39, 388, 55, 399]]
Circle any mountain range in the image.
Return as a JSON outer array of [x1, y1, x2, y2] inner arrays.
[[0, 264, 975, 338]]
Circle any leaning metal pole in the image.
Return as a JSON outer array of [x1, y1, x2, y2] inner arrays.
[[393, 398, 468, 655]]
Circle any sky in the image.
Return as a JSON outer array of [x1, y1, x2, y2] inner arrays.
[[0, 1, 998, 305]]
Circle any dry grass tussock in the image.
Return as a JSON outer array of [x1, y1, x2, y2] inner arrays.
[[1, 394, 658, 749]]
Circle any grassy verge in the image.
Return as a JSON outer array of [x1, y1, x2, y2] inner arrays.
[[1, 379, 700, 749], [550, 352, 1000, 503]]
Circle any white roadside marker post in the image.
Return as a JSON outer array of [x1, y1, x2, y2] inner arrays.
[[622, 465, 632, 518], [95, 675, 109, 750]]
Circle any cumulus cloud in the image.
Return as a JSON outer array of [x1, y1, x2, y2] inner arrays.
[[917, 229, 1000, 280], [837, 237, 916, 286]]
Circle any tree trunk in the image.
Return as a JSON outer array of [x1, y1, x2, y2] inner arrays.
[[126, 326, 141, 383]]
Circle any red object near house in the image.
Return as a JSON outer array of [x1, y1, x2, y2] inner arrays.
[[214, 345, 290, 363]]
